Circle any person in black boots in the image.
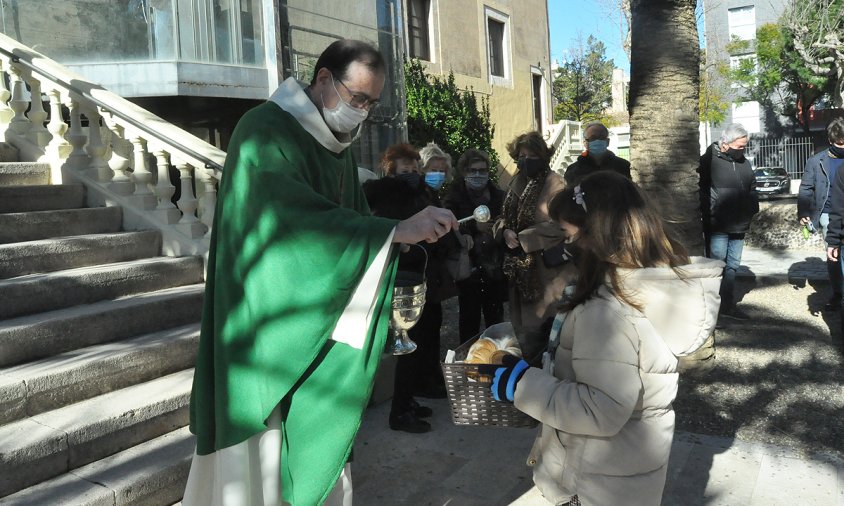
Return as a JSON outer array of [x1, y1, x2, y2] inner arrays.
[[443, 149, 508, 342], [363, 143, 460, 433], [800, 117, 844, 311]]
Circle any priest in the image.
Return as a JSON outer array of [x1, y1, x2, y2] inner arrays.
[[183, 39, 457, 506]]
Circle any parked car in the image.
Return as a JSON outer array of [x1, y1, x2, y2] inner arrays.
[[754, 166, 790, 196]]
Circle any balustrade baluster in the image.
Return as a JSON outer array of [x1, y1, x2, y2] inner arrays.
[[151, 149, 180, 224], [173, 159, 205, 238], [103, 117, 133, 195], [84, 108, 111, 182], [198, 168, 217, 237], [128, 134, 156, 209], [7, 65, 30, 135], [0, 59, 14, 126], [25, 75, 49, 147], [44, 89, 69, 182], [175, 161, 199, 224], [63, 98, 89, 170]]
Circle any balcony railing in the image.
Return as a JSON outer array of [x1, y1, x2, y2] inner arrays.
[[0, 32, 224, 259]]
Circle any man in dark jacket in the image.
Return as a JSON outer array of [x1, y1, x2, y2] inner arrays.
[[800, 117, 844, 310], [563, 122, 631, 186], [699, 123, 759, 320], [822, 119, 844, 330]]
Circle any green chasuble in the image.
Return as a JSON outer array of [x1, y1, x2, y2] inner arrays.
[[189, 79, 398, 505]]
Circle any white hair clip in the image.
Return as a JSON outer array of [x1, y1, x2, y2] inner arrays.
[[573, 185, 587, 212]]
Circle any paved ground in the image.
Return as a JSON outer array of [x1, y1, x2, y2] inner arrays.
[[352, 246, 844, 505]]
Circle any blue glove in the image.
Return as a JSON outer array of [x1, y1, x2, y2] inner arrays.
[[488, 358, 530, 402]]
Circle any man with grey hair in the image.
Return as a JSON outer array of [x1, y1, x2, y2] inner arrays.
[[698, 123, 759, 320], [563, 121, 631, 186]]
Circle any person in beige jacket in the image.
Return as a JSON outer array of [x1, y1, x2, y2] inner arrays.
[[494, 131, 574, 363], [488, 172, 723, 505]]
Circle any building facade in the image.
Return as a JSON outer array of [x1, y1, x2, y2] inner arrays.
[[0, 0, 408, 170], [0, 0, 551, 177], [402, 0, 552, 177], [702, 0, 789, 143]]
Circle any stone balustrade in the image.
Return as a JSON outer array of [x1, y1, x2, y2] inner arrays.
[[549, 119, 582, 175], [0, 32, 224, 259]]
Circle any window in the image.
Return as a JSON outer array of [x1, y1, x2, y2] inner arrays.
[[729, 54, 756, 69], [485, 7, 510, 85], [532, 72, 543, 130], [732, 101, 760, 133], [488, 19, 504, 77], [728, 6, 756, 40], [729, 54, 757, 87], [407, 0, 430, 60]]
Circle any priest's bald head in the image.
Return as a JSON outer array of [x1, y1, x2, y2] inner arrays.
[[308, 40, 386, 134]]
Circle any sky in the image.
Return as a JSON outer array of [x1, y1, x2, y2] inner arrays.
[[547, 0, 631, 73]]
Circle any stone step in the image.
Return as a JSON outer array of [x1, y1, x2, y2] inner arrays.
[[0, 162, 50, 186], [0, 283, 204, 367], [0, 324, 200, 424], [0, 426, 194, 506], [0, 206, 122, 244], [0, 369, 193, 498], [0, 230, 162, 279], [0, 183, 84, 213], [0, 256, 204, 320]]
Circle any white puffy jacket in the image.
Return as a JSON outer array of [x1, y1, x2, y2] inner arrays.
[[514, 257, 723, 506]]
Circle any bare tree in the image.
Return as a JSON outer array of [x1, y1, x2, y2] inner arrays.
[[597, 0, 632, 62], [785, 0, 844, 107], [629, 0, 703, 253]]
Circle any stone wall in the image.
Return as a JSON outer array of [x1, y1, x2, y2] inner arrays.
[[745, 199, 826, 250]]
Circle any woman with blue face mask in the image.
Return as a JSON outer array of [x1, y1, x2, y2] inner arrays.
[[420, 142, 451, 192], [443, 149, 508, 342]]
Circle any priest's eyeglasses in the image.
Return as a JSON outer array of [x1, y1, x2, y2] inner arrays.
[[332, 74, 381, 112]]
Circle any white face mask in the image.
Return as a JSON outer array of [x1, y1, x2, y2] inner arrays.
[[321, 77, 368, 133]]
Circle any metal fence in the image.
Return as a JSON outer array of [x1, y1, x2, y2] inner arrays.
[[746, 135, 816, 180]]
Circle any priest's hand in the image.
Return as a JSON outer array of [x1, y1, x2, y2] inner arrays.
[[394, 206, 459, 244]]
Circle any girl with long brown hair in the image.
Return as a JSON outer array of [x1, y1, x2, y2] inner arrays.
[[488, 171, 724, 505]]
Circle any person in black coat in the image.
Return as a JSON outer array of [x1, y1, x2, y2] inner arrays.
[[442, 149, 508, 342], [563, 122, 631, 186], [822, 119, 844, 331], [698, 123, 759, 320], [363, 143, 460, 433], [800, 118, 844, 310]]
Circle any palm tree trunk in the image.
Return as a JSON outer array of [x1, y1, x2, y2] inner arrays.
[[629, 0, 702, 254]]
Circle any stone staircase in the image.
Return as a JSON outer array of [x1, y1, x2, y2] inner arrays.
[[0, 150, 203, 505]]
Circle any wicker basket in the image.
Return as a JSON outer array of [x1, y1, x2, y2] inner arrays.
[[441, 333, 538, 428]]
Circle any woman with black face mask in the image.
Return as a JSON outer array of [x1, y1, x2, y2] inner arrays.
[[362, 143, 461, 434], [492, 131, 573, 364]]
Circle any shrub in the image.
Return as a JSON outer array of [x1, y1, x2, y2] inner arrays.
[[404, 58, 499, 180]]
